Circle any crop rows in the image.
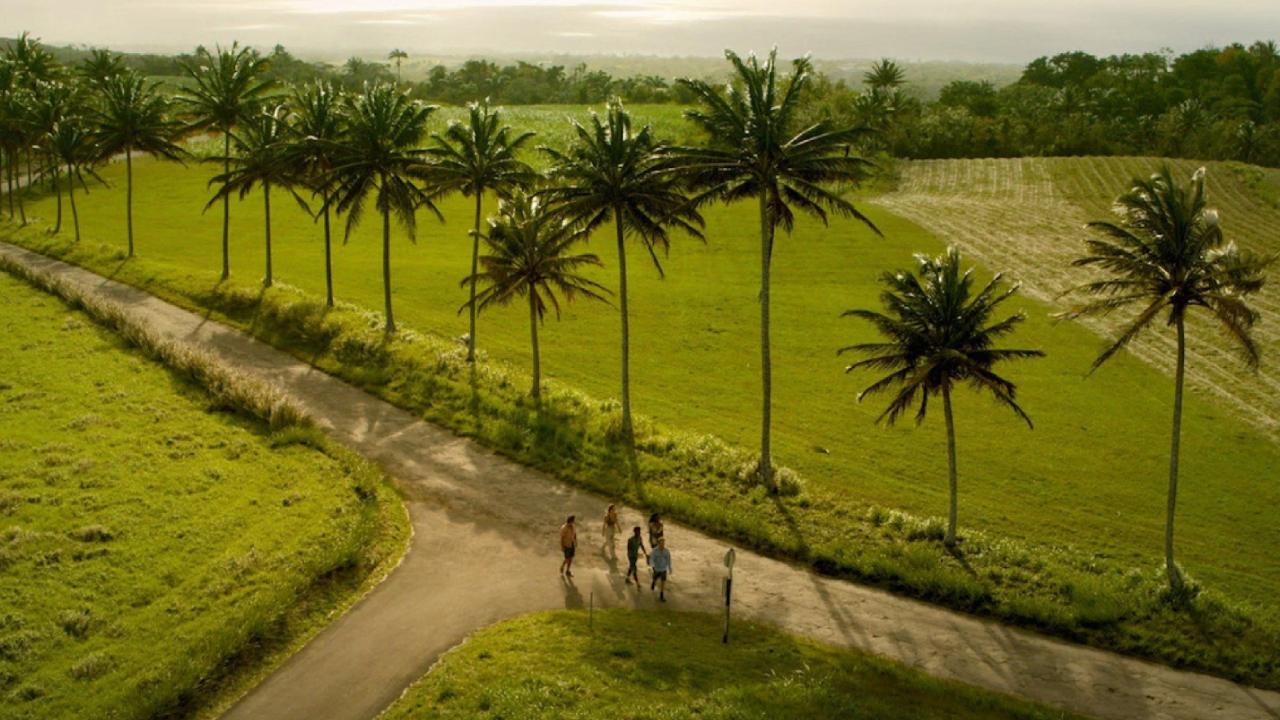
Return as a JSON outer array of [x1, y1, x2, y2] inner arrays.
[[875, 157, 1280, 439]]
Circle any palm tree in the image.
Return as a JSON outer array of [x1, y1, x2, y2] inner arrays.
[[79, 48, 126, 91], [6, 33, 60, 190], [207, 104, 296, 288], [44, 117, 103, 244], [540, 100, 703, 441], [864, 59, 906, 94], [841, 247, 1043, 546], [179, 43, 274, 280], [675, 49, 879, 489], [1063, 165, 1271, 589], [388, 49, 408, 84], [462, 193, 611, 399], [327, 83, 439, 333], [284, 80, 346, 306], [27, 80, 77, 233], [0, 60, 25, 223], [425, 100, 536, 361], [93, 70, 186, 257]]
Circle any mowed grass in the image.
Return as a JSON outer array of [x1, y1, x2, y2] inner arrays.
[[379, 610, 1079, 720], [11, 142, 1280, 610], [0, 272, 404, 718]]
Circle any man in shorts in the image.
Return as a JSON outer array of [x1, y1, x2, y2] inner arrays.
[[649, 537, 672, 601], [559, 515, 577, 578], [625, 526, 647, 585]]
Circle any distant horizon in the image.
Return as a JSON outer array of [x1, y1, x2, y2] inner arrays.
[[4, 0, 1279, 64]]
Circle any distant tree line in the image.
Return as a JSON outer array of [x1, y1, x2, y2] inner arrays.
[[804, 43, 1280, 167]]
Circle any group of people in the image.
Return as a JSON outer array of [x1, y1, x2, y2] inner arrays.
[[558, 505, 673, 601]]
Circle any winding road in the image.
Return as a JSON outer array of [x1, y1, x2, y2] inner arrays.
[[2, 240, 1277, 720]]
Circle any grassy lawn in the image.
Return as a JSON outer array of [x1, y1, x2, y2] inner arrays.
[[380, 610, 1079, 720], [3, 128, 1279, 685], [0, 271, 407, 718]]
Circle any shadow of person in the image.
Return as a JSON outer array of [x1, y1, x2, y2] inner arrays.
[[561, 574, 584, 609]]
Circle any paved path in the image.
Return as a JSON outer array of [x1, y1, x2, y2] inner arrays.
[[3, 241, 1277, 720]]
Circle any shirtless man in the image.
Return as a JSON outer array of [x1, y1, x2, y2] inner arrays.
[[559, 515, 578, 577]]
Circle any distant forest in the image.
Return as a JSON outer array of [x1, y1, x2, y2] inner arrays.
[[6, 37, 1280, 166]]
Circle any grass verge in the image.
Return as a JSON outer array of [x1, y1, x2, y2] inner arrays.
[[1, 235, 1275, 690], [0, 260, 409, 719], [379, 609, 1082, 720]]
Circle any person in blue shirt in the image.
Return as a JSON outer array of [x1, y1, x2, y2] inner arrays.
[[649, 537, 672, 602]]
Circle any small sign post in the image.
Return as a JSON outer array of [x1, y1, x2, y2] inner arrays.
[[722, 548, 736, 644]]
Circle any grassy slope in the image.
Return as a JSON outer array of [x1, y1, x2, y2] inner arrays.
[[0, 272, 405, 719], [380, 610, 1078, 720], [13, 142, 1280, 610]]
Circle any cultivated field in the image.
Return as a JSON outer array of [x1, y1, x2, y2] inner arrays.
[[874, 156, 1280, 439], [0, 272, 401, 718]]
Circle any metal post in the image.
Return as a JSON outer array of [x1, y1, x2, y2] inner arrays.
[[589, 590, 594, 631], [722, 548, 736, 644]]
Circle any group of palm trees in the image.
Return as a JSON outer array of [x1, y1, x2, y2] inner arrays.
[[0, 35, 1270, 592]]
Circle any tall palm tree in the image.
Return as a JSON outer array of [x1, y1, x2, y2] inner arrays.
[[327, 83, 439, 333], [841, 247, 1043, 546], [1064, 165, 1271, 589], [179, 43, 274, 280], [284, 80, 346, 306], [44, 117, 103, 244], [388, 49, 408, 84], [79, 48, 126, 91], [675, 49, 879, 489], [207, 104, 296, 289], [6, 33, 60, 190], [540, 100, 703, 441], [27, 80, 77, 233], [0, 60, 24, 223], [425, 100, 536, 361], [462, 193, 611, 399], [93, 70, 186, 257]]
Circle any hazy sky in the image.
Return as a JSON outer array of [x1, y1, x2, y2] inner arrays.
[[5, 0, 1279, 62]]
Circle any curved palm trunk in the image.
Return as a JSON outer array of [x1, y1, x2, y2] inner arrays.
[[125, 148, 135, 257], [6, 151, 14, 219], [52, 164, 62, 233], [758, 193, 775, 490], [220, 130, 231, 280], [68, 167, 81, 243], [15, 155, 25, 225], [322, 189, 334, 306], [467, 192, 483, 362], [262, 181, 273, 288], [1166, 315, 1187, 588], [615, 213, 633, 442], [529, 292, 541, 400], [942, 384, 959, 547], [382, 204, 395, 333]]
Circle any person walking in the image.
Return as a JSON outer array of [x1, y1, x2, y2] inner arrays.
[[559, 515, 578, 578], [625, 526, 647, 585], [650, 537, 672, 601], [602, 504, 620, 556], [647, 513, 664, 548]]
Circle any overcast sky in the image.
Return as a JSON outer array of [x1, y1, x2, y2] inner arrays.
[[5, 0, 1279, 63]]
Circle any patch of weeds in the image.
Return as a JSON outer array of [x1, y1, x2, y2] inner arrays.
[[58, 609, 96, 639], [69, 652, 114, 681], [69, 525, 115, 543]]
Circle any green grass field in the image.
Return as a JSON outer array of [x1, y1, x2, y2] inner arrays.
[[0, 271, 405, 718], [379, 610, 1078, 720], [4, 114, 1280, 683]]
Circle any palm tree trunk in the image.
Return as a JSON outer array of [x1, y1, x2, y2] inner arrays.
[[529, 292, 541, 400], [15, 152, 25, 225], [942, 384, 959, 547], [323, 189, 334, 307], [758, 193, 775, 490], [382, 205, 395, 333], [467, 192, 483, 362], [220, 130, 231, 280], [6, 151, 14, 219], [52, 164, 62, 233], [262, 181, 273, 288], [125, 147, 135, 257], [1166, 314, 1187, 588], [68, 167, 80, 243], [615, 212, 633, 441]]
